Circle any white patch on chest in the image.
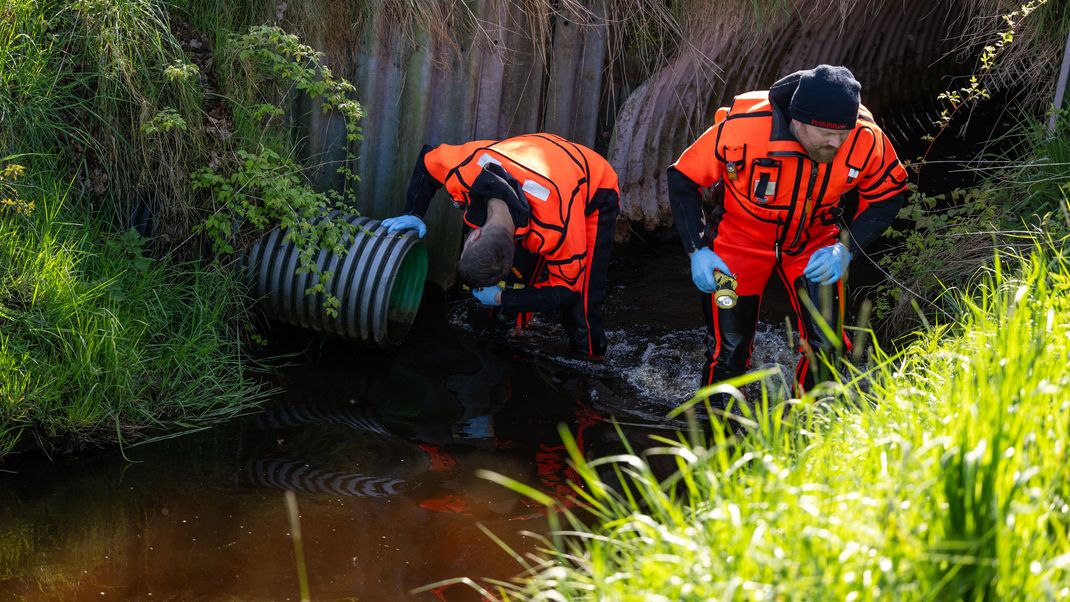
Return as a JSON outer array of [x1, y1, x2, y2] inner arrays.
[[753, 179, 776, 201], [522, 180, 551, 202], [477, 154, 502, 168]]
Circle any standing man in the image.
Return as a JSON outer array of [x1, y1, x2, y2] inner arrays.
[[668, 64, 907, 397], [380, 133, 619, 361]]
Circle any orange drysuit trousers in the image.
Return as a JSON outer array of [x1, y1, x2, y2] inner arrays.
[[702, 231, 850, 400]]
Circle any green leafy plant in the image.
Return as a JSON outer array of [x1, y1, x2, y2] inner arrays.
[[140, 106, 188, 135], [0, 172, 271, 458], [190, 25, 368, 317], [104, 227, 153, 274], [193, 147, 355, 315], [871, 0, 1056, 331], [163, 60, 199, 83], [226, 25, 364, 202], [0, 162, 33, 215], [872, 184, 1004, 323], [923, 0, 1046, 144]]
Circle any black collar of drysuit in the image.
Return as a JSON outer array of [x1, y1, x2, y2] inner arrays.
[[768, 70, 805, 142], [463, 186, 530, 232]]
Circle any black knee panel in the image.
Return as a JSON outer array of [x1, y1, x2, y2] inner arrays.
[[702, 293, 760, 377], [792, 275, 841, 354]]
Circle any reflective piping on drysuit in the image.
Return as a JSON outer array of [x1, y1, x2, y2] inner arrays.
[[705, 294, 723, 387]]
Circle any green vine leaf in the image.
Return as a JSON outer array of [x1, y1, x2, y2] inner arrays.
[[193, 26, 367, 318]]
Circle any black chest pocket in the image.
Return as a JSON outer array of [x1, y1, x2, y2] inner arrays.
[[750, 158, 785, 208]]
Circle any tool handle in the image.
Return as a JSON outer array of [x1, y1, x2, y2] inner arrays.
[[461, 281, 526, 292]]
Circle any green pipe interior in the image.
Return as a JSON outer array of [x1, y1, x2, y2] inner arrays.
[[387, 243, 428, 323]]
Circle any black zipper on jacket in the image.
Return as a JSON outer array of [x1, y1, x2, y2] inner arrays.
[[789, 159, 820, 250], [768, 151, 806, 253]]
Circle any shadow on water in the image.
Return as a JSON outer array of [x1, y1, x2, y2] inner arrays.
[[0, 239, 803, 601]]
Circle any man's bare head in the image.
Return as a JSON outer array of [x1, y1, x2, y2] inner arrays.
[[458, 222, 515, 287]]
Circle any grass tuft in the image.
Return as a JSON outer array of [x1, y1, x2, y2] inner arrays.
[[0, 172, 269, 458]]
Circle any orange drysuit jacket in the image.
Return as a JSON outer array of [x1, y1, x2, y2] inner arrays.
[[403, 133, 619, 311], [668, 84, 908, 258]]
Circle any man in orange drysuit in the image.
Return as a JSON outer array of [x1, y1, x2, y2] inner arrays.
[[667, 64, 908, 399], [380, 133, 620, 360]]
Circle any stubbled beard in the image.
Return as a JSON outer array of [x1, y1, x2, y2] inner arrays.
[[790, 122, 837, 163], [809, 146, 837, 163]]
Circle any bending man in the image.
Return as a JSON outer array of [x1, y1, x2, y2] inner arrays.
[[381, 134, 620, 360], [667, 64, 907, 397]]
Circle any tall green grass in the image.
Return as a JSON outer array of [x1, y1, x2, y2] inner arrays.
[[467, 238, 1070, 599], [1, 0, 375, 459], [0, 173, 269, 457], [1, 0, 207, 232]]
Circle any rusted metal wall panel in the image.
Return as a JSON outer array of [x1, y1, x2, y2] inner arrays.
[[544, 6, 606, 149]]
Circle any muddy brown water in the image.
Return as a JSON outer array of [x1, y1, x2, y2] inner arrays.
[[0, 240, 807, 601]]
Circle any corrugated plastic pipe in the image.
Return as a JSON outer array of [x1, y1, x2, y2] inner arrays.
[[244, 214, 427, 348]]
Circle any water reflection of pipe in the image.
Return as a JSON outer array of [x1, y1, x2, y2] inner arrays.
[[244, 214, 427, 348], [244, 457, 410, 497], [253, 402, 391, 436]]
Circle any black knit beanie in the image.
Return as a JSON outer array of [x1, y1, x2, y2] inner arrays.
[[790, 65, 860, 130]]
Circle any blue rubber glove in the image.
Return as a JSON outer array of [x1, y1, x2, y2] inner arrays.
[[689, 248, 732, 294], [472, 285, 503, 306], [380, 214, 427, 238], [804, 242, 852, 285]]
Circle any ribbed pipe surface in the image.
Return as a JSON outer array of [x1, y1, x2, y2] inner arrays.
[[245, 215, 427, 348]]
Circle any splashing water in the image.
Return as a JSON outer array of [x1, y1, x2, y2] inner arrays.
[[449, 302, 801, 421]]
